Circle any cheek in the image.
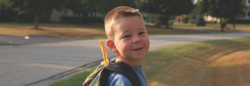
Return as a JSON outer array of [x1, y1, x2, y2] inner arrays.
[[118, 40, 131, 52], [122, 40, 131, 50], [143, 36, 150, 49]]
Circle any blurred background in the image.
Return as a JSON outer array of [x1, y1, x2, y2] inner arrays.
[[0, 0, 249, 86], [0, 0, 248, 39]]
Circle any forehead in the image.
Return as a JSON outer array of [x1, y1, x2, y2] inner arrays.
[[115, 16, 145, 32]]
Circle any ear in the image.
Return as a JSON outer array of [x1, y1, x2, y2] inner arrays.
[[106, 39, 118, 52]]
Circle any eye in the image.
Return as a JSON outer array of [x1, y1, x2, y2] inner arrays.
[[124, 35, 131, 38], [138, 32, 145, 35]]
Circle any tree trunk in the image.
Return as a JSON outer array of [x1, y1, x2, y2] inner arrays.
[[73, 10, 76, 17], [34, 10, 39, 29], [94, 11, 97, 17], [233, 23, 235, 30], [165, 15, 170, 28], [220, 17, 222, 23], [231, 17, 236, 30], [220, 17, 224, 32]]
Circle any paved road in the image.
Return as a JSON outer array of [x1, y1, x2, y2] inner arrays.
[[0, 33, 250, 86], [0, 35, 76, 45]]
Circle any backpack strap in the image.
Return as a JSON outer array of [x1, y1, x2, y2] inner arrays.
[[100, 61, 142, 86]]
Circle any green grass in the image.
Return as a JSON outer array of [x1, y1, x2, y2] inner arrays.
[[49, 67, 96, 86], [0, 43, 13, 46], [49, 37, 250, 86], [142, 37, 250, 86], [173, 23, 250, 31]]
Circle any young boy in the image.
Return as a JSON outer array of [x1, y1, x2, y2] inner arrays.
[[105, 6, 149, 86]]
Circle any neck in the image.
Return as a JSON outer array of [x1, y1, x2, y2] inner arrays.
[[115, 56, 141, 67]]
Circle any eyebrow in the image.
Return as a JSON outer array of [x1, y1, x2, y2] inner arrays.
[[138, 28, 145, 31], [122, 31, 129, 34], [121, 27, 145, 34]]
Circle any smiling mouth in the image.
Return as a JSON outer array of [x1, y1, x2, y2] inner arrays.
[[133, 47, 143, 51]]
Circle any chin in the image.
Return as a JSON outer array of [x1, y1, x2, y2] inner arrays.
[[133, 55, 145, 60]]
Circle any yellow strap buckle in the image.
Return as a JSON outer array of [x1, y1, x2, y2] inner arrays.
[[99, 40, 110, 67]]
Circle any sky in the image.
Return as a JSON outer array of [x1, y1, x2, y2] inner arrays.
[[194, 0, 198, 4]]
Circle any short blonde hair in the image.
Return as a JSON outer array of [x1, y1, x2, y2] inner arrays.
[[105, 6, 143, 40]]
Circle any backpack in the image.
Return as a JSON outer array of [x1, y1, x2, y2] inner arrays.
[[82, 58, 142, 86], [82, 40, 142, 86]]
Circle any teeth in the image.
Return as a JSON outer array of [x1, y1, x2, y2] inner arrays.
[[135, 48, 142, 50]]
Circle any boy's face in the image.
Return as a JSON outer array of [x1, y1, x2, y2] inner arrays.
[[113, 16, 149, 61]]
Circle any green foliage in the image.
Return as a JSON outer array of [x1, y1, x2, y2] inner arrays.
[[66, 0, 86, 13], [82, 0, 136, 14], [0, 15, 12, 22], [142, 0, 194, 27], [142, 0, 194, 15], [149, 14, 175, 27], [188, 19, 196, 24], [228, 19, 250, 24], [154, 15, 165, 26], [60, 16, 104, 24], [194, 0, 209, 14], [6, 0, 69, 14], [152, 14, 168, 26], [3, 0, 69, 28], [15, 12, 34, 23], [221, 18, 229, 23], [196, 17, 206, 26], [169, 16, 177, 20], [39, 15, 51, 23], [88, 17, 104, 23], [0, 0, 9, 4], [12, 12, 50, 23], [197, 0, 244, 19], [134, 0, 144, 10], [182, 17, 189, 23], [168, 20, 174, 26], [142, 16, 150, 23]]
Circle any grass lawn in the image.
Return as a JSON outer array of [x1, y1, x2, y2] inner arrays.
[[49, 67, 96, 86], [173, 23, 250, 31], [49, 37, 250, 86], [0, 22, 204, 39], [0, 43, 13, 46]]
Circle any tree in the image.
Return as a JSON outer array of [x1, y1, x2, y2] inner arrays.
[[1, 0, 69, 29], [65, 0, 136, 19], [195, 0, 209, 15], [134, 0, 144, 10], [198, 0, 243, 23], [82, 0, 136, 15], [66, 0, 86, 17], [142, 0, 194, 28], [197, 0, 244, 31]]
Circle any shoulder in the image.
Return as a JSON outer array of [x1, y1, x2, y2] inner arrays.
[[108, 72, 132, 86]]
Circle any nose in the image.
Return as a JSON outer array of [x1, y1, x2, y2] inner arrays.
[[133, 36, 141, 44]]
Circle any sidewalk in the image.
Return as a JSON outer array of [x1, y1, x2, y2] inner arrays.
[[0, 33, 249, 86]]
